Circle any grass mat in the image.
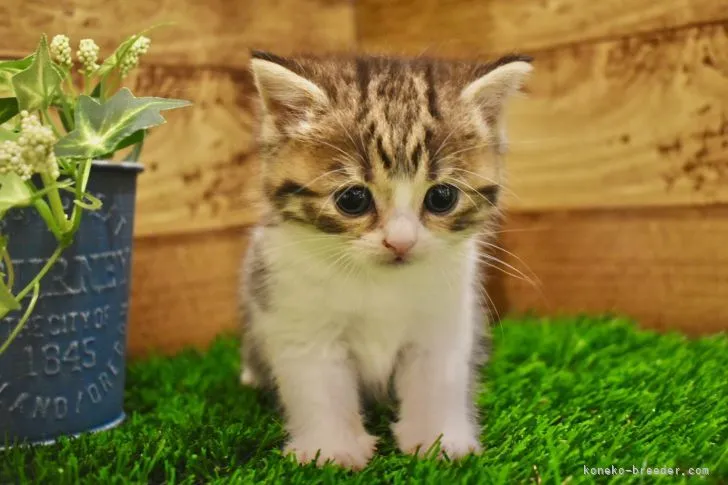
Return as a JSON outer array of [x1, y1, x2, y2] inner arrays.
[[1, 316, 727, 484]]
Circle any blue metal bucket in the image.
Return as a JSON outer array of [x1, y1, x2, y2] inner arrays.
[[0, 160, 142, 447]]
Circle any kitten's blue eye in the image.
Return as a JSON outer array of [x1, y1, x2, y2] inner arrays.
[[425, 184, 458, 214], [335, 186, 373, 216]]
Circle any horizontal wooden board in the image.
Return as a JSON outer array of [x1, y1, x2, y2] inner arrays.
[[127, 205, 728, 356], [494, 206, 728, 336], [4, 8, 728, 234], [128, 23, 728, 237], [128, 227, 249, 357], [501, 23, 728, 211], [125, 64, 263, 237], [356, 0, 728, 57], [0, 0, 355, 68], [0, 0, 355, 237]]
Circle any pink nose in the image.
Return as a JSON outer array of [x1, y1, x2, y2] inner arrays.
[[382, 238, 415, 257]]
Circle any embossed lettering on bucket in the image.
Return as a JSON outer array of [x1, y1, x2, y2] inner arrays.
[[0, 160, 142, 447]]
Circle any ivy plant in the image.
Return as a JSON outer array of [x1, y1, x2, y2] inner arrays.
[[0, 29, 191, 353]]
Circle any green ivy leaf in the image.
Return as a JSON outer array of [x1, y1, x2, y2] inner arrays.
[[55, 88, 190, 159], [0, 98, 19, 124], [113, 129, 145, 153], [11, 35, 63, 112], [0, 56, 33, 97], [0, 126, 19, 142], [0, 57, 34, 73], [96, 129, 145, 160], [0, 172, 33, 216], [0, 279, 20, 315]]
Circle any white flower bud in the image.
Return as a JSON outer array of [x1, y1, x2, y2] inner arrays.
[[77, 38, 100, 74], [0, 112, 59, 180], [50, 35, 73, 69], [133, 36, 151, 55], [120, 36, 151, 77]]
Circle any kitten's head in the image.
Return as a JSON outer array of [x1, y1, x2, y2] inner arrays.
[[251, 51, 532, 269]]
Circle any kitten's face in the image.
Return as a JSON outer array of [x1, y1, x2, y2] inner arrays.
[[252, 53, 532, 270]]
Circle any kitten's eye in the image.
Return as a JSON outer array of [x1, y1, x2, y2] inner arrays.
[[335, 186, 373, 216], [424, 184, 459, 214]]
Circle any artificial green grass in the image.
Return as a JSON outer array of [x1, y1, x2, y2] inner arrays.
[[1, 316, 726, 484]]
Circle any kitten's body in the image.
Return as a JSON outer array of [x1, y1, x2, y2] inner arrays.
[[240, 52, 532, 469], [243, 223, 482, 393]]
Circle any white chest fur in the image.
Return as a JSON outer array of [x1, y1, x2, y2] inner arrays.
[[251, 225, 478, 391]]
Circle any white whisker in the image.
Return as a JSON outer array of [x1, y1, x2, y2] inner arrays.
[[442, 176, 477, 207], [261, 233, 344, 253], [444, 176, 494, 207], [447, 167, 521, 203], [475, 254, 539, 289], [437, 141, 493, 163], [291, 167, 350, 193], [330, 112, 368, 167], [479, 241, 540, 284], [315, 178, 356, 222], [296, 133, 363, 169]]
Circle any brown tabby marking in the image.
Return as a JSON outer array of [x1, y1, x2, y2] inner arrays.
[[251, 51, 531, 239]]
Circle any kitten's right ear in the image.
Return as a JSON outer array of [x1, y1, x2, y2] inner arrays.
[[460, 55, 534, 123], [250, 51, 329, 127]]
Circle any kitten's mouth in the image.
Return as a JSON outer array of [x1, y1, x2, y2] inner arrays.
[[385, 255, 411, 266]]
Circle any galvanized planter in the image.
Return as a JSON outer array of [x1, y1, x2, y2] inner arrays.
[[0, 161, 142, 447]]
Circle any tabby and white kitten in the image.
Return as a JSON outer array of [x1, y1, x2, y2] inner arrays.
[[240, 51, 532, 469]]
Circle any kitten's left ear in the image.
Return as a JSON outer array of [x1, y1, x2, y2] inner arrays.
[[250, 50, 330, 129], [460, 55, 534, 122]]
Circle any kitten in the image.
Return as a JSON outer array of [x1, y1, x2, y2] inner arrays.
[[240, 50, 532, 470]]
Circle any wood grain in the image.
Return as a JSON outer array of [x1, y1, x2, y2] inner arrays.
[[0, 0, 355, 68], [128, 227, 249, 357], [4, 5, 727, 232], [125, 64, 263, 237], [3, 0, 726, 355], [1, 0, 357, 237], [501, 24, 728, 211], [493, 206, 728, 336], [356, 0, 728, 57], [126, 205, 728, 356], [117, 23, 728, 238]]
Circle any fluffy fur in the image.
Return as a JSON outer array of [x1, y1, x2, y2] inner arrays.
[[240, 51, 533, 470]]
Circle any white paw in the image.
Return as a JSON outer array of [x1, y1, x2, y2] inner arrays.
[[240, 366, 259, 387], [284, 432, 378, 470], [437, 433, 482, 460], [394, 421, 482, 460]]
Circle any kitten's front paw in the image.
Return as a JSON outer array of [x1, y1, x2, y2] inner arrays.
[[394, 421, 481, 460], [239, 366, 259, 387], [284, 432, 377, 470]]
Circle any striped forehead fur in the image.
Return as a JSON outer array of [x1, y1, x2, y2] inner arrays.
[[251, 50, 532, 235]]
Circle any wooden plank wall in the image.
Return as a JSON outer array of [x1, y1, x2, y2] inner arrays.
[[2, 0, 727, 355]]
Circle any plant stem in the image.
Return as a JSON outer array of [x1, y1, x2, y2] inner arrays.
[[0, 282, 40, 355], [59, 96, 74, 132], [40, 109, 62, 138], [32, 198, 63, 241], [83, 73, 96, 96], [2, 243, 67, 354], [15, 244, 65, 302], [63, 68, 79, 98], [1, 247, 14, 290], [129, 136, 145, 161], [69, 158, 92, 234], [40, 172, 69, 233]]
